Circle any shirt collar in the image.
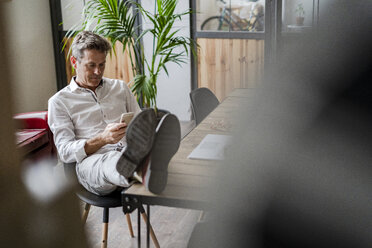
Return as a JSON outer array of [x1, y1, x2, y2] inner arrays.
[[69, 76, 105, 92], [69, 77, 80, 92]]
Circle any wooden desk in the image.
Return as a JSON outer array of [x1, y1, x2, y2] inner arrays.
[[121, 88, 254, 246]]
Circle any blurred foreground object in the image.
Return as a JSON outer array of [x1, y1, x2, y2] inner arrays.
[[0, 3, 87, 247], [188, 1, 372, 247]]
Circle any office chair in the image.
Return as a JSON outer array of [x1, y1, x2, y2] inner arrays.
[[190, 87, 220, 125], [63, 162, 135, 248], [64, 162, 160, 248]]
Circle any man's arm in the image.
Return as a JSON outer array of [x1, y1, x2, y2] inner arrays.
[[123, 80, 141, 114], [48, 97, 87, 163]]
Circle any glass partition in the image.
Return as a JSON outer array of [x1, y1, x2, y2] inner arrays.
[[196, 0, 265, 32]]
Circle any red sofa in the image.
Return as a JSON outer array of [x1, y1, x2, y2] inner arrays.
[[14, 111, 56, 163]]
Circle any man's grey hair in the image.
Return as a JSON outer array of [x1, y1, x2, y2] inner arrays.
[[71, 31, 111, 61]]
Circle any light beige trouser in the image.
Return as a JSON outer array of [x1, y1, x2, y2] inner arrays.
[[76, 150, 131, 195]]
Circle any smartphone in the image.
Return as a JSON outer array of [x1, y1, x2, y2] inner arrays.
[[120, 112, 134, 125]]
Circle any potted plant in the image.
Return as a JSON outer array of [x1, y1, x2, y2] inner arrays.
[[295, 3, 305, 26], [65, 0, 196, 113]]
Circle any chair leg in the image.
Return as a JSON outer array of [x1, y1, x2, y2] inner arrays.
[[125, 213, 134, 238], [198, 211, 205, 222], [141, 212, 160, 248], [82, 203, 91, 225], [101, 208, 109, 248]]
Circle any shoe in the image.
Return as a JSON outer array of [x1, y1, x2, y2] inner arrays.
[[143, 113, 181, 194], [116, 109, 157, 178]]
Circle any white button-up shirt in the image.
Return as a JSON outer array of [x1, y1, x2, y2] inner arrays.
[[48, 77, 141, 163]]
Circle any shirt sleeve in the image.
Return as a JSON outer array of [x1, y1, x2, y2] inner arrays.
[[123, 82, 141, 114], [48, 96, 88, 163]]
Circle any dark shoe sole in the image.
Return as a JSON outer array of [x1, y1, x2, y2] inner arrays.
[[117, 109, 156, 178], [145, 113, 181, 194]]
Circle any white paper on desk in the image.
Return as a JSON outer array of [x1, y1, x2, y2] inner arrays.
[[188, 134, 232, 160]]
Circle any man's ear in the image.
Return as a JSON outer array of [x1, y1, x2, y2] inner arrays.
[[70, 56, 77, 69]]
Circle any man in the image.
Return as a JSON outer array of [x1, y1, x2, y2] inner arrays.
[[48, 31, 180, 195]]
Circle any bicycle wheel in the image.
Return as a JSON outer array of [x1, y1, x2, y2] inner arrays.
[[201, 16, 232, 31]]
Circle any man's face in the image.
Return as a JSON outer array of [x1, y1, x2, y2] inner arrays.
[[71, 49, 106, 91]]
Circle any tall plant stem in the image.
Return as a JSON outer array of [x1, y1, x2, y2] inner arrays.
[[151, 2, 157, 77]]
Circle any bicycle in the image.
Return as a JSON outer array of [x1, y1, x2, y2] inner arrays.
[[200, 0, 264, 32]]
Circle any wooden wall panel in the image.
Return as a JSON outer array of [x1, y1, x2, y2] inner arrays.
[[105, 42, 134, 84], [63, 38, 74, 84], [63, 39, 134, 85], [197, 38, 264, 101]]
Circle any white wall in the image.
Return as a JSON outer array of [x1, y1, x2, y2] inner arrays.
[[141, 0, 193, 121], [2, 0, 57, 113]]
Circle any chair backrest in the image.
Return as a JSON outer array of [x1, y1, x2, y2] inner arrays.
[[190, 87, 220, 125]]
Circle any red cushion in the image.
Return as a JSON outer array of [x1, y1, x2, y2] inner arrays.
[[14, 111, 49, 129], [13, 111, 57, 161], [16, 129, 49, 154]]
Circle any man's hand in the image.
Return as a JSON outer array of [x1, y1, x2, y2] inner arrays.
[[84, 122, 127, 156], [100, 123, 127, 144]]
